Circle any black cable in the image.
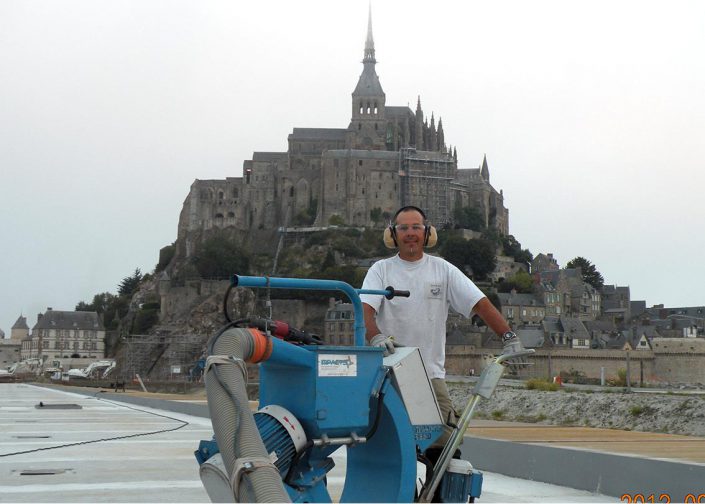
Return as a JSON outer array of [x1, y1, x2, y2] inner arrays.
[[0, 394, 189, 458], [363, 371, 390, 442], [206, 318, 248, 355], [223, 282, 235, 323]]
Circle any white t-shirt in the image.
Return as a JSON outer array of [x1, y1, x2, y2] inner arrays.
[[360, 253, 485, 379]]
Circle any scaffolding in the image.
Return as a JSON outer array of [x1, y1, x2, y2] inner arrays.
[[398, 148, 455, 227], [119, 332, 205, 382]]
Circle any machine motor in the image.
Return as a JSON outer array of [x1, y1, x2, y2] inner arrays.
[[439, 458, 483, 503], [254, 405, 307, 477]]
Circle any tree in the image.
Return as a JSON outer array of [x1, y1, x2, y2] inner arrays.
[[497, 270, 534, 294], [439, 236, 497, 281], [75, 292, 128, 330], [192, 235, 250, 279], [439, 236, 469, 272], [118, 269, 143, 297], [465, 239, 497, 281], [501, 235, 533, 268], [566, 256, 605, 289], [453, 206, 485, 231]]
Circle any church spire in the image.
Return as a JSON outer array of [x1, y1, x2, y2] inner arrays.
[[481, 154, 490, 181], [351, 3, 385, 118], [364, 3, 376, 64]]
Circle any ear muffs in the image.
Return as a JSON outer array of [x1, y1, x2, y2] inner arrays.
[[425, 225, 438, 248], [383, 226, 397, 249], [382, 224, 438, 249]]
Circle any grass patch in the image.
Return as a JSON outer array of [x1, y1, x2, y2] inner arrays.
[[491, 410, 505, 420], [629, 405, 655, 416], [526, 379, 560, 391]]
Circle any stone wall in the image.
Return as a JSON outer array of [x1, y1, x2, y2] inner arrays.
[[445, 346, 705, 385]]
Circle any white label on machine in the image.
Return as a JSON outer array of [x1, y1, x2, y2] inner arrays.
[[318, 354, 357, 377]]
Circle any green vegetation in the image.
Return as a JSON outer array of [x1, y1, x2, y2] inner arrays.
[[501, 234, 533, 269], [438, 235, 497, 280], [607, 368, 628, 387], [526, 378, 560, 391], [566, 256, 604, 289], [76, 292, 129, 331], [497, 270, 534, 294], [452, 206, 485, 232], [192, 235, 250, 279], [629, 405, 644, 416], [491, 410, 505, 420], [133, 302, 160, 334], [629, 405, 655, 416], [118, 268, 143, 297]]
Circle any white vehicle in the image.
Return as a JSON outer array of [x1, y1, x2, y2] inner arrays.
[[66, 359, 116, 379]]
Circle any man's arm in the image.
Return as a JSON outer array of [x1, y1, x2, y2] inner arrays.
[[472, 297, 511, 337], [473, 297, 527, 360], [362, 303, 381, 342]]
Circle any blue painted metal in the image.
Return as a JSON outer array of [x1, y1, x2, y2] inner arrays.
[[341, 380, 418, 502], [195, 275, 447, 502], [233, 275, 393, 346], [254, 413, 298, 476], [194, 438, 219, 465], [260, 342, 385, 438]]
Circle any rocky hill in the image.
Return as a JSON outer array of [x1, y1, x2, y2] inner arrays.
[[448, 382, 705, 437]]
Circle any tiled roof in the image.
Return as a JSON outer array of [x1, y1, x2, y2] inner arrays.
[[12, 316, 29, 330], [252, 152, 287, 162], [288, 128, 347, 141], [32, 310, 103, 331], [498, 292, 543, 307]]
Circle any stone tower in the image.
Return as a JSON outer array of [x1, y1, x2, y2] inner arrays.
[[348, 6, 387, 150]]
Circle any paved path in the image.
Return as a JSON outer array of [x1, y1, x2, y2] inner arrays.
[[0, 383, 617, 502], [466, 420, 705, 465]]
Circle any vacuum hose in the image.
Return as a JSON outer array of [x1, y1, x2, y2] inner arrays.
[[205, 327, 290, 503]]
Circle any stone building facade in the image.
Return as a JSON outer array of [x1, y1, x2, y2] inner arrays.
[[175, 11, 509, 258], [20, 309, 105, 361]]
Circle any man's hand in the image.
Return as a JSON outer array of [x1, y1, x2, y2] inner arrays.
[[502, 332, 524, 355], [370, 333, 400, 357], [501, 331, 528, 368]]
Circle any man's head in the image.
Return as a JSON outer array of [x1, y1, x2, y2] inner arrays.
[[383, 206, 437, 260]]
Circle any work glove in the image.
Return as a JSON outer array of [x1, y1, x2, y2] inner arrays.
[[370, 333, 400, 357], [501, 332, 529, 369]]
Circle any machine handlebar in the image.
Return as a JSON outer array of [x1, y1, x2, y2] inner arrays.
[[384, 286, 410, 299]]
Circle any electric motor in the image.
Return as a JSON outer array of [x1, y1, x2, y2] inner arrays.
[[254, 405, 307, 477]]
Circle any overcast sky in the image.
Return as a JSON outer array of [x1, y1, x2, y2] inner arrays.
[[2, 0, 704, 337]]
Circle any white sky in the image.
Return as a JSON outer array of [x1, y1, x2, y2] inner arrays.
[[1, 0, 704, 336]]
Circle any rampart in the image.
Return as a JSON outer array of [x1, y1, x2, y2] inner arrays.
[[446, 346, 705, 385]]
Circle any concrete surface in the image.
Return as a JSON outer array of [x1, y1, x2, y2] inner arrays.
[[0, 383, 618, 502]]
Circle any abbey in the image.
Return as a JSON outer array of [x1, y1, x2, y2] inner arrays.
[[177, 11, 508, 245]]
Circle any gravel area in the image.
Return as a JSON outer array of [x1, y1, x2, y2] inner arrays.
[[447, 382, 705, 437]]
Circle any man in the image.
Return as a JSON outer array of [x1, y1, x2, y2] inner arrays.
[[360, 206, 524, 455]]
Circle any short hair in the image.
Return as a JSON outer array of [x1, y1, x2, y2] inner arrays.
[[393, 205, 427, 223]]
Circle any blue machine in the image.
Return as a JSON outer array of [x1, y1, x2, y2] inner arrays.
[[196, 275, 485, 503]]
